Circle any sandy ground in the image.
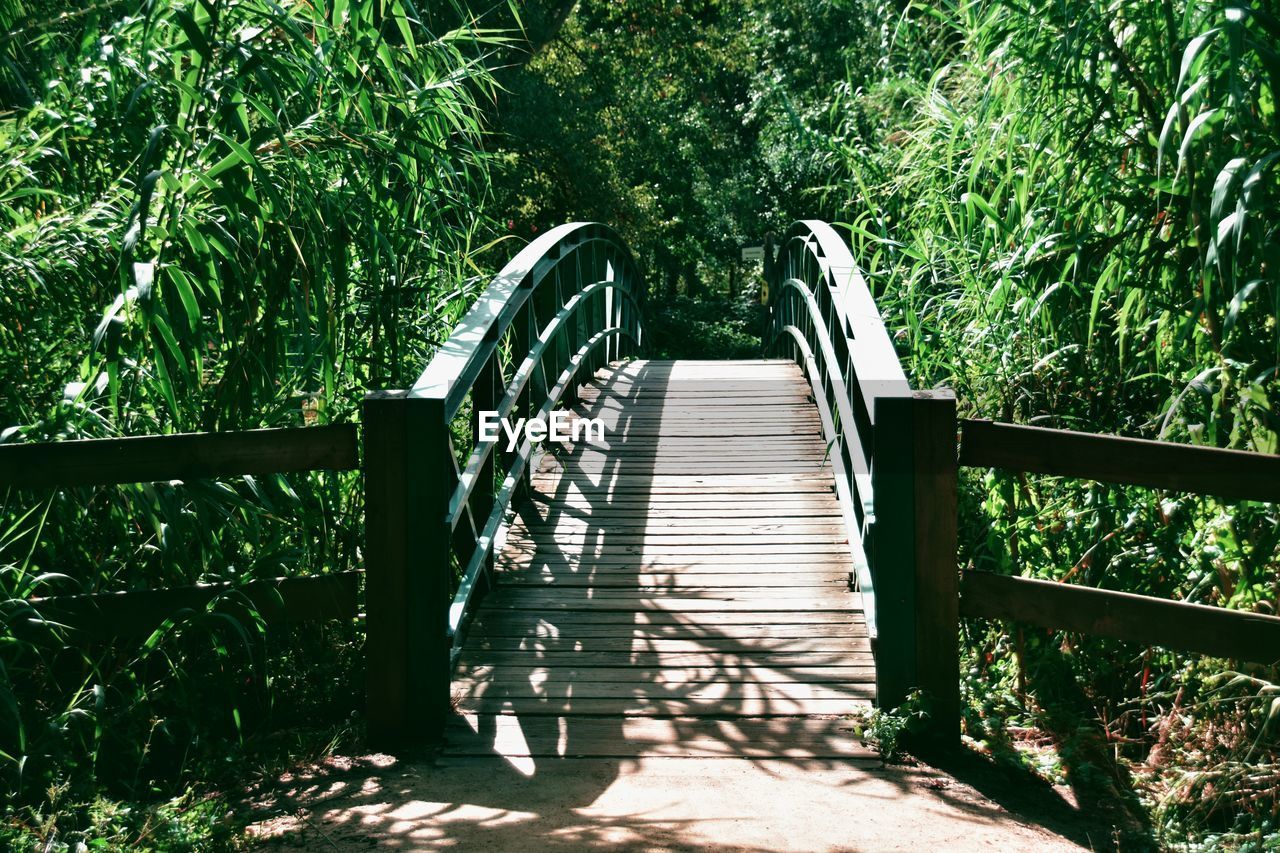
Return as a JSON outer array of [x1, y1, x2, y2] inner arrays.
[[244, 749, 1107, 851]]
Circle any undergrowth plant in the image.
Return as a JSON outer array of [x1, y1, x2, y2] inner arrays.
[[826, 0, 1279, 844], [858, 689, 931, 762], [0, 0, 504, 843]]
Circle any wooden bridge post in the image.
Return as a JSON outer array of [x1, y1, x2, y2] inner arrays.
[[912, 390, 960, 740], [363, 390, 452, 748], [871, 393, 917, 714], [872, 390, 960, 740]]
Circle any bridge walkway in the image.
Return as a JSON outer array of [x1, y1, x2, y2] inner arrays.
[[445, 359, 876, 760]]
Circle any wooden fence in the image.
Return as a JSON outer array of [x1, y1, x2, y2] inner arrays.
[[935, 420, 1280, 700], [7, 411, 1278, 746], [0, 425, 360, 637]]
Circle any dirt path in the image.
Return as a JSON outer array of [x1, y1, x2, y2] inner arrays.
[[245, 745, 1103, 851]]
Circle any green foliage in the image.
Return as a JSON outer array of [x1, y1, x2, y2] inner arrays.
[[1, 787, 236, 852], [834, 0, 1280, 451], [821, 1, 1280, 842], [481, 0, 893, 296], [857, 689, 931, 762], [0, 0, 500, 839], [644, 294, 767, 359], [1, 0, 499, 433]]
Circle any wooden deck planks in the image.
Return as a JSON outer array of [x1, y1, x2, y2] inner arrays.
[[449, 360, 872, 760]]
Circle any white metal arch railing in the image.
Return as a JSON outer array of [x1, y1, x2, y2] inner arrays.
[[362, 222, 644, 744], [764, 220, 938, 713]]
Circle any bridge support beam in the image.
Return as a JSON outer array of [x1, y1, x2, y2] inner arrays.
[[873, 390, 960, 741], [363, 390, 452, 748]]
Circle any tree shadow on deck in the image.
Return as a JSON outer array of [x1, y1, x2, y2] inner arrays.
[[247, 361, 1106, 850], [449, 360, 878, 765]]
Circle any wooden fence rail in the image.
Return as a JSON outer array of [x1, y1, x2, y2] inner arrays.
[[959, 419, 1280, 503], [955, 419, 1280, 677], [0, 425, 362, 635], [28, 572, 360, 638], [0, 424, 359, 488], [960, 571, 1280, 664]]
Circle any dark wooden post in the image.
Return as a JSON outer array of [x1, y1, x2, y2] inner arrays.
[[912, 390, 960, 740], [871, 393, 916, 712], [872, 390, 960, 740], [363, 390, 452, 747]]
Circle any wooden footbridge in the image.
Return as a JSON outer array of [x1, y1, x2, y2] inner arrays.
[[357, 220, 1280, 754], [356, 220, 957, 753], [5, 221, 1279, 763]]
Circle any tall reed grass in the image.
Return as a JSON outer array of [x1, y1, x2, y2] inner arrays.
[[0, 0, 503, 837], [829, 0, 1279, 842]]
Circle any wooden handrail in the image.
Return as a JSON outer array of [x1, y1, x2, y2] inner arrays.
[[765, 221, 906, 628], [960, 571, 1280, 664], [413, 223, 644, 419], [959, 419, 1280, 503], [765, 220, 959, 738], [0, 424, 359, 488], [26, 572, 360, 638], [445, 281, 644, 533]]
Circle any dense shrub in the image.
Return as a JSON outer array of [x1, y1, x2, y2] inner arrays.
[[0, 0, 498, 842], [826, 1, 1280, 844]]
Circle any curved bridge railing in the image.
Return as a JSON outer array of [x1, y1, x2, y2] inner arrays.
[[363, 222, 644, 744], [764, 220, 959, 731], [763, 221, 908, 629]]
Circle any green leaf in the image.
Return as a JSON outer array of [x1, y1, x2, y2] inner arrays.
[[960, 192, 1010, 235], [1231, 151, 1280, 252], [1087, 257, 1119, 346], [1156, 102, 1180, 179], [1177, 109, 1219, 170], [1177, 29, 1219, 92], [213, 132, 258, 171], [390, 1, 418, 62], [166, 267, 202, 334], [1223, 279, 1261, 337], [1240, 151, 1280, 201], [174, 8, 213, 61], [1210, 157, 1248, 221]]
